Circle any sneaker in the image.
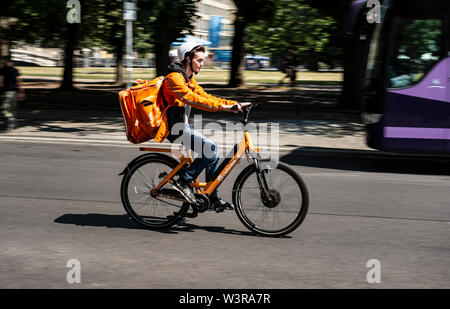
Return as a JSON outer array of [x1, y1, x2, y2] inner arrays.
[[173, 177, 196, 204], [210, 196, 234, 213]]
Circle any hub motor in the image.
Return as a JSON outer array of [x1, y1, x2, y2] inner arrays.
[[262, 189, 281, 208]]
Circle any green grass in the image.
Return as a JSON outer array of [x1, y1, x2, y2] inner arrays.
[[18, 66, 343, 85]]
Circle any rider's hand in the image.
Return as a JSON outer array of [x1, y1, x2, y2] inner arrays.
[[222, 102, 252, 114], [221, 103, 240, 113], [239, 102, 252, 109]]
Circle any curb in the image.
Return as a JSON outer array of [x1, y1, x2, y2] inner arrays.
[[285, 147, 450, 160], [0, 134, 448, 161]]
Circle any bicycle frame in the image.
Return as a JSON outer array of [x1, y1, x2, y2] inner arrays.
[[140, 131, 260, 197]]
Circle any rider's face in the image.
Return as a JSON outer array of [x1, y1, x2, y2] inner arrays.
[[191, 51, 206, 74]]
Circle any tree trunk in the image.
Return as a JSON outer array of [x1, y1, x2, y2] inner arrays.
[[0, 16, 11, 63], [228, 15, 246, 88], [307, 51, 319, 72], [6, 39, 13, 61], [154, 40, 170, 77], [115, 41, 124, 86], [60, 23, 78, 90], [0, 39, 9, 64]]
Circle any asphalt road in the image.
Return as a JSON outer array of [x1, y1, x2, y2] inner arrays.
[[0, 140, 449, 289]]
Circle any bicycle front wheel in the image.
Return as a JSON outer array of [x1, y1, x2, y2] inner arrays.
[[120, 154, 189, 230], [232, 162, 309, 237]]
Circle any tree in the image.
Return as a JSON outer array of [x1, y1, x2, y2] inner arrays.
[[1, 0, 65, 60], [60, 0, 101, 90], [83, 0, 127, 85], [247, 0, 366, 109], [145, 0, 199, 76], [228, 0, 276, 87], [77, 0, 154, 86], [246, 0, 335, 71], [2, 0, 199, 88], [0, 0, 77, 89], [86, 0, 199, 82], [78, 0, 199, 84], [307, 0, 365, 109]]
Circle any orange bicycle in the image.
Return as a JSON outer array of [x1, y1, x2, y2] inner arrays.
[[119, 105, 309, 237]]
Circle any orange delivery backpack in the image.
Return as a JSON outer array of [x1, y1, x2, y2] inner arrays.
[[118, 77, 170, 144]]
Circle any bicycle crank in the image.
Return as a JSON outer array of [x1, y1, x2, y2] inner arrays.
[[192, 193, 210, 213]]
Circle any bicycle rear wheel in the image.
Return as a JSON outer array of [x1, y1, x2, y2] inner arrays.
[[232, 162, 309, 237], [120, 154, 189, 230]]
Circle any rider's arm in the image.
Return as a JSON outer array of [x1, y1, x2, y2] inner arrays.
[[190, 78, 237, 106], [164, 73, 237, 112]]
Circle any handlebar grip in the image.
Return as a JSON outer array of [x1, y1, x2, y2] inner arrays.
[[242, 104, 254, 125]]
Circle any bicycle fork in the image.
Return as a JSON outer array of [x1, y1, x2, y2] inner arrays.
[[253, 157, 272, 202]]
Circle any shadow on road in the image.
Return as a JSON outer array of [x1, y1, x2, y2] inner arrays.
[[15, 112, 123, 136], [20, 81, 357, 121], [281, 148, 450, 176], [172, 221, 262, 237], [53, 213, 277, 237], [13, 110, 364, 141], [54, 213, 143, 229]]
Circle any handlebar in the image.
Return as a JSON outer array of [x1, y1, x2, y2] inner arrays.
[[242, 104, 253, 125], [233, 103, 256, 125]]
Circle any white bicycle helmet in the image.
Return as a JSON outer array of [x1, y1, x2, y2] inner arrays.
[[178, 40, 202, 62]]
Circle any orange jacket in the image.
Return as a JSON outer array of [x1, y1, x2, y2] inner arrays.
[[154, 72, 237, 142]]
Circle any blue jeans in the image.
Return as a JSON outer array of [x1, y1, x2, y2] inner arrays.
[[176, 125, 220, 197]]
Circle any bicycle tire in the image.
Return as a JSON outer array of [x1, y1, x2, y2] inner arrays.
[[120, 154, 190, 230], [232, 162, 309, 237]]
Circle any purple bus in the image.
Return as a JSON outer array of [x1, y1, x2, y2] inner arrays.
[[349, 0, 450, 154]]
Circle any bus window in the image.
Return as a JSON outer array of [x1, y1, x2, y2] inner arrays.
[[388, 19, 444, 89]]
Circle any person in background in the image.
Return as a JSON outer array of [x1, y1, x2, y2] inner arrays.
[[0, 58, 25, 131], [279, 50, 298, 87]]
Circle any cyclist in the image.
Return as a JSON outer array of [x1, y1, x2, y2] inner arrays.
[[159, 41, 251, 212]]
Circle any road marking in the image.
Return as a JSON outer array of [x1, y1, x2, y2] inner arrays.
[[0, 135, 296, 151], [303, 172, 450, 186], [308, 211, 450, 223]]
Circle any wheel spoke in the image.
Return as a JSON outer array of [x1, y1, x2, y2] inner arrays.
[[235, 164, 308, 236], [121, 157, 188, 229]]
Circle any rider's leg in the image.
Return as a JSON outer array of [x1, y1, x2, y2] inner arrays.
[[290, 68, 296, 87], [178, 126, 232, 210], [180, 126, 219, 188]]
